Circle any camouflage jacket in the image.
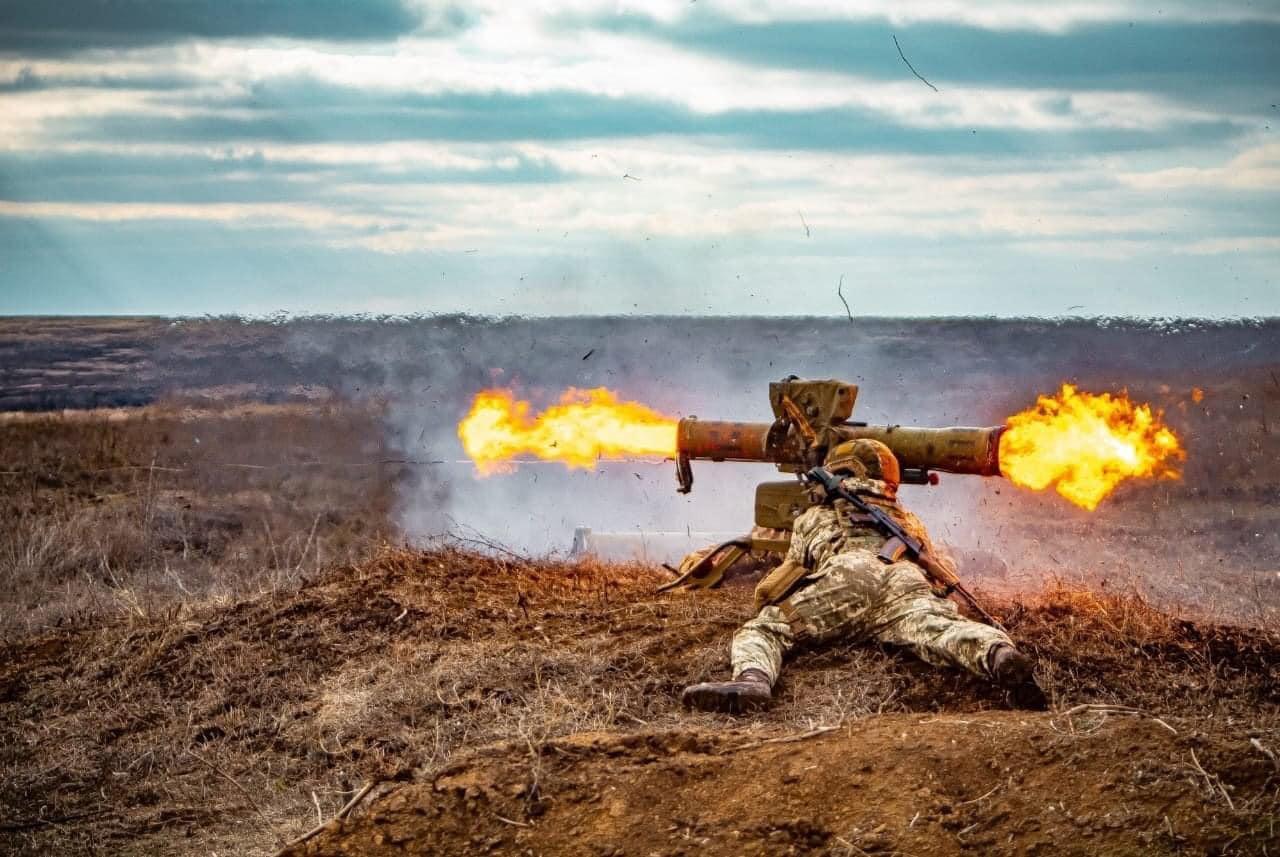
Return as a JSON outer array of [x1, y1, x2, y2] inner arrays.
[[784, 476, 942, 578]]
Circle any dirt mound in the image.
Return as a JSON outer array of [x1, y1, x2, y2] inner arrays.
[[285, 713, 1278, 857], [3, 548, 1278, 855]]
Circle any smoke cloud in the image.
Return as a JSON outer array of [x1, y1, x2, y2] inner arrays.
[[274, 315, 1278, 626]]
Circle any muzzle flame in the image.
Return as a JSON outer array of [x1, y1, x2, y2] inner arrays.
[[999, 384, 1183, 510], [459, 388, 678, 474]]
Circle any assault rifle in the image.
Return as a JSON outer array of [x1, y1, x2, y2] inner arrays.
[[804, 465, 1004, 630]]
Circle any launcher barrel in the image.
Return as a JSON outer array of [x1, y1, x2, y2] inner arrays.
[[836, 424, 1003, 477], [676, 418, 1003, 477]]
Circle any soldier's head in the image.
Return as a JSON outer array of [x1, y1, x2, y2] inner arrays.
[[825, 439, 901, 492]]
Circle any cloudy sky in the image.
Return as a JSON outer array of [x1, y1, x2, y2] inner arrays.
[[0, 1, 1277, 317]]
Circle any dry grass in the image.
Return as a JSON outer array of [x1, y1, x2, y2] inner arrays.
[[2, 544, 1276, 856], [0, 402, 393, 639]]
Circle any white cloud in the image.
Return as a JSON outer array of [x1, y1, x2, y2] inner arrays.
[[1118, 142, 1280, 192], [0, 200, 393, 230], [1175, 236, 1280, 255], [0, 132, 1226, 258], [0, 88, 159, 146], [490, 0, 1280, 30]]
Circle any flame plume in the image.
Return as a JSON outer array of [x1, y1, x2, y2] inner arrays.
[[459, 387, 677, 474], [999, 384, 1183, 510]]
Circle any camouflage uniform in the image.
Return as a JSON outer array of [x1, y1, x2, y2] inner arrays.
[[730, 476, 1012, 685]]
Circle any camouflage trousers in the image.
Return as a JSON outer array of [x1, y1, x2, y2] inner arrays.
[[731, 550, 1011, 685]]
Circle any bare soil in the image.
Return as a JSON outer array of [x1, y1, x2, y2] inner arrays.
[[3, 548, 1277, 856], [290, 713, 1277, 857]]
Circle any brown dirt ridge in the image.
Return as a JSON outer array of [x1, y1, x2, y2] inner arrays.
[[4, 548, 1277, 856], [288, 714, 1274, 857]]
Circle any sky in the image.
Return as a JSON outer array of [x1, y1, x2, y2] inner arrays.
[[0, 1, 1277, 317]]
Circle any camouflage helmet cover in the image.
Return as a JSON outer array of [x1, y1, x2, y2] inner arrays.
[[825, 438, 901, 490]]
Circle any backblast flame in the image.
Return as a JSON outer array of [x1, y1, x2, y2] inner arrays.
[[999, 384, 1183, 510], [459, 387, 678, 474]]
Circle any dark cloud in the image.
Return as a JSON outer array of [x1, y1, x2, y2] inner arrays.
[[0, 66, 197, 92], [58, 84, 1247, 155], [0, 0, 458, 54], [594, 16, 1280, 113]]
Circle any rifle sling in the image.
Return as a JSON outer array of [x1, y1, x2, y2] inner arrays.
[[842, 510, 919, 568]]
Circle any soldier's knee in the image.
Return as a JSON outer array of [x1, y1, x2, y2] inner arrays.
[[885, 563, 936, 594]]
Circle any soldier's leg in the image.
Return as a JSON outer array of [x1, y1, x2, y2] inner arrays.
[[870, 563, 1046, 707], [682, 606, 794, 713], [683, 553, 890, 714], [871, 562, 1011, 678], [730, 605, 795, 685], [722, 552, 884, 686]]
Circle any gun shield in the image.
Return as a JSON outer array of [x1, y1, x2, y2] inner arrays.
[[754, 480, 813, 530]]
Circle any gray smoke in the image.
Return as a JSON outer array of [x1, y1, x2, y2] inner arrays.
[[271, 316, 1279, 621], [366, 320, 994, 558]]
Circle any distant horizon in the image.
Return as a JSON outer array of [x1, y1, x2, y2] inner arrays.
[[2, 312, 1277, 325]]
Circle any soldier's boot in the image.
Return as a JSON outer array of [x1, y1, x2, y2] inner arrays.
[[681, 668, 772, 714], [987, 644, 1048, 711]]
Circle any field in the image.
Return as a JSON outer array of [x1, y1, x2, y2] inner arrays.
[[1, 316, 1278, 856]]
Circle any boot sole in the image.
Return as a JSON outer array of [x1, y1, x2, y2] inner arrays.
[[681, 685, 770, 715], [992, 654, 1035, 688], [1009, 681, 1049, 711]]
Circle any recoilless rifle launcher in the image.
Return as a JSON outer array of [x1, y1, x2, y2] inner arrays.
[[662, 377, 1007, 626], [674, 376, 1004, 495]]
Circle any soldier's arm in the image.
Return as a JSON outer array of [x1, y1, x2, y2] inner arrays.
[[785, 509, 813, 567]]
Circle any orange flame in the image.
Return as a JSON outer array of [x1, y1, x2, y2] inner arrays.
[[999, 384, 1183, 510], [459, 387, 677, 474]]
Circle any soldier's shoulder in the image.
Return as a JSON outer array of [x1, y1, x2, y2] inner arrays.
[[794, 503, 833, 528]]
